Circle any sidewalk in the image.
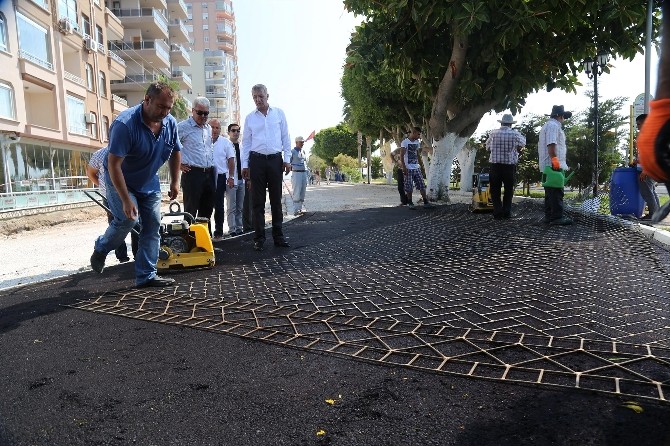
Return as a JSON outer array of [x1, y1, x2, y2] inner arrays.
[[1, 183, 669, 445]]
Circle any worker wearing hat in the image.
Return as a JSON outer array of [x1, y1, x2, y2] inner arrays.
[[538, 105, 573, 225], [290, 136, 308, 216], [486, 113, 526, 219]]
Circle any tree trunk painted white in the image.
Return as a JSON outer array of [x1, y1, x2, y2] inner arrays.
[[379, 140, 394, 184], [456, 144, 477, 193], [426, 133, 469, 202], [420, 146, 432, 181]]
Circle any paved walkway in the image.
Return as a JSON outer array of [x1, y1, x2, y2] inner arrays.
[[1, 184, 670, 445]]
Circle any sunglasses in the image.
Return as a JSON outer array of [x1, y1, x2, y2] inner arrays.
[[229, 129, 240, 133], [194, 110, 209, 117]]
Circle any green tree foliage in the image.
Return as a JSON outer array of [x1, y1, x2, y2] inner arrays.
[[370, 156, 383, 178], [333, 153, 362, 182], [157, 74, 188, 120], [342, 0, 659, 197], [307, 154, 327, 176], [310, 125, 359, 164]]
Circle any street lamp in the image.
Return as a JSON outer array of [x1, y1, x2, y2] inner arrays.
[[583, 51, 609, 197]]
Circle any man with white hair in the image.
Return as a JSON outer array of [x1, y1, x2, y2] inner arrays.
[[290, 135, 308, 215], [177, 97, 215, 224]]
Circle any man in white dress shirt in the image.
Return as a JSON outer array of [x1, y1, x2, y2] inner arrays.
[[241, 84, 292, 251]]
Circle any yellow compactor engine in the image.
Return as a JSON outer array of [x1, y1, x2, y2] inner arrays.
[[157, 202, 215, 270]]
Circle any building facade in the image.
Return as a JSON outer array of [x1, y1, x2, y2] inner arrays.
[[0, 0, 190, 211], [182, 0, 239, 127]]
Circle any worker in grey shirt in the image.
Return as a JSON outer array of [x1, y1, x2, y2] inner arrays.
[[290, 136, 308, 215]]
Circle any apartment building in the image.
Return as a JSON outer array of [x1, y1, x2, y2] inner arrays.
[[108, 0, 192, 107], [0, 0, 127, 208], [0, 0, 192, 211], [182, 0, 239, 127]]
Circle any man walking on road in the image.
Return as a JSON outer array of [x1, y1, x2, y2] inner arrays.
[[400, 127, 434, 210], [226, 123, 246, 236], [90, 82, 182, 288], [486, 114, 526, 219], [290, 136, 308, 215], [241, 84, 292, 251]]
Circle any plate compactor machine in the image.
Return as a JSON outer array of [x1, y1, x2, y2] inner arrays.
[[157, 202, 215, 270], [85, 191, 215, 270], [470, 168, 494, 212]]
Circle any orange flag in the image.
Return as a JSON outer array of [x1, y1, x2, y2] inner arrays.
[[305, 130, 315, 141]]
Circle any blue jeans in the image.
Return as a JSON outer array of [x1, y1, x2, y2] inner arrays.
[[226, 179, 245, 233], [95, 177, 162, 286]]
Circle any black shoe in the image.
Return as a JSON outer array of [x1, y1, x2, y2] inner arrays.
[[90, 250, 106, 273], [274, 238, 290, 247], [137, 275, 175, 288], [117, 257, 131, 263], [253, 241, 264, 251]]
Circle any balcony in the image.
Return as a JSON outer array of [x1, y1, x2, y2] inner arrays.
[[107, 50, 126, 80], [218, 41, 235, 53], [18, 50, 57, 89], [170, 43, 190, 66], [140, 0, 166, 9], [110, 73, 162, 93], [23, 0, 51, 20], [204, 49, 225, 62], [168, 19, 189, 44], [171, 70, 192, 90], [205, 91, 226, 99], [56, 17, 84, 46], [111, 94, 128, 113], [214, 6, 233, 21], [110, 8, 168, 40], [105, 8, 124, 41], [205, 77, 227, 86], [63, 70, 87, 97], [109, 39, 170, 69], [166, 0, 188, 20]]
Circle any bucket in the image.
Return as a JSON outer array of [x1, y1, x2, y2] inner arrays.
[[609, 167, 644, 217]]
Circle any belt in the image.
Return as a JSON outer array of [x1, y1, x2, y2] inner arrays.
[[250, 151, 281, 159], [293, 170, 305, 172], [186, 165, 213, 172]]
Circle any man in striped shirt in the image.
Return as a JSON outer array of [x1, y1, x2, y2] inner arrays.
[[485, 114, 526, 219]]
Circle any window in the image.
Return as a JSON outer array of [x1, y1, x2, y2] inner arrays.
[[203, 13, 208, 20], [66, 94, 86, 135], [98, 71, 106, 96], [204, 36, 209, 43], [201, 2, 208, 8], [58, 0, 78, 28], [203, 24, 208, 30], [89, 112, 97, 138], [96, 25, 103, 44], [0, 81, 16, 119], [85, 63, 94, 91], [101, 115, 109, 141], [0, 13, 8, 52], [82, 13, 91, 37], [16, 12, 52, 69]]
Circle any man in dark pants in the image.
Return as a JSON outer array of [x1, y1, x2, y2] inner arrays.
[[177, 97, 215, 225], [538, 105, 573, 225], [242, 183, 253, 232], [392, 149, 408, 206], [241, 84, 292, 251], [485, 114, 526, 219]]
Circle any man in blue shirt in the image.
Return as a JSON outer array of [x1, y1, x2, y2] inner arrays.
[[90, 82, 182, 288]]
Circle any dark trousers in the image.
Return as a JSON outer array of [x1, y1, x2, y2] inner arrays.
[[213, 173, 226, 236], [396, 169, 408, 205], [242, 183, 253, 231], [489, 163, 516, 217], [249, 152, 284, 243], [544, 186, 565, 221], [181, 168, 215, 221]]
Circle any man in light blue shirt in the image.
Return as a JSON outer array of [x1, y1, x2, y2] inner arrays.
[[177, 97, 215, 225], [241, 84, 292, 251]]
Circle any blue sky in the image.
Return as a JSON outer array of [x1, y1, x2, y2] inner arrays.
[[234, 0, 659, 144]]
